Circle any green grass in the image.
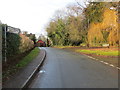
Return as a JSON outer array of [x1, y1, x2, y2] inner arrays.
[[76, 49, 119, 56], [16, 47, 40, 68], [54, 45, 79, 49], [3, 47, 40, 81]]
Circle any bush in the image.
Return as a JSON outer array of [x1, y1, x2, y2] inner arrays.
[[19, 34, 34, 53]]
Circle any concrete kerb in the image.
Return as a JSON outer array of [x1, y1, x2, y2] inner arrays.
[[21, 49, 46, 89]]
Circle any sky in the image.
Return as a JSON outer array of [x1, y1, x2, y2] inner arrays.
[[0, 0, 82, 38]]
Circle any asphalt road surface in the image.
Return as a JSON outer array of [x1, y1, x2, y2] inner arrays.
[[29, 47, 118, 88]]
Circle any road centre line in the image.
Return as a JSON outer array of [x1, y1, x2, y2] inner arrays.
[[116, 67, 120, 70], [103, 62, 109, 65], [85, 54, 119, 70]]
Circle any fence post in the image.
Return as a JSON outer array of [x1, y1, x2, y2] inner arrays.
[[0, 24, 2, 90], [0, 25, 2, 61], [4, 25, 7, 63]]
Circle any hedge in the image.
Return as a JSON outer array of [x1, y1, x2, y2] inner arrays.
[[6, 32, 21, 57], [2, 25, 34, 63]]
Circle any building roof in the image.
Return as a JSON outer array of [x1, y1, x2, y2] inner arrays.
[[37, 40, 45, 43]]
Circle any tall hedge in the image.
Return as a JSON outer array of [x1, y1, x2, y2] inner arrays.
[[6, 32, 21, 57], [2, 24, 34, 63], [0, 25, 2, 62], [2, 27, 21, 62], [1, 24, 6, 61]]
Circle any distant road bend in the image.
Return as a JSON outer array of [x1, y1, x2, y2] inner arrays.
[[29, 47, 118, 88]]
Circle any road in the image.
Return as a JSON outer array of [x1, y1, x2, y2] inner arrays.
[[29, 47, 118, 88]]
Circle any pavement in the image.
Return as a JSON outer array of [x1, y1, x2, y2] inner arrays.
[[29, 47, 118, 88], [2, 47, 46, 89]]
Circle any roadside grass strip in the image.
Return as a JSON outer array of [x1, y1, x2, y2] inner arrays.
[[54, 46, 79, 49], [16, 47, 40, 68], [76, 49, 119, 56], [3, 47, 40, 80]]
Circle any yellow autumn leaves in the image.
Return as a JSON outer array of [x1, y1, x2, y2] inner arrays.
[[19, 34, 34, 53], [88, 8, 119, 46]]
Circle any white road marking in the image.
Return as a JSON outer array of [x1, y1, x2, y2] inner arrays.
[[91, 57, 96, 59], [116, 67, 120, 70], [100, 61, 104, 63], [95, 59, 98, 60], [109, 64, 114, 67], [85, 55, 119, 70], [103, 62, 109, 65]]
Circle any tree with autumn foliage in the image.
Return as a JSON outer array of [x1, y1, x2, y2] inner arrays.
[[46, 2, 119, 47]]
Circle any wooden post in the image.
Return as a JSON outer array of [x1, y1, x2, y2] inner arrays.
[[4, 25, 7, 63]]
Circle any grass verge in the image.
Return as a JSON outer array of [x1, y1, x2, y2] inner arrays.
[[76, 49, 119, 56], [53, 46, 119, 67], [16, 47, 40, 68], [53, 46, 80, 49], [3, 47, 40, 82]]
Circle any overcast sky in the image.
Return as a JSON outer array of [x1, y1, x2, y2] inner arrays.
[[0, 0, 85, 38]]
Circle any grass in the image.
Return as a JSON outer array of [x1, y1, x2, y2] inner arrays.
[[76, 49, 119, 56], [53, 46, 119, 67], [54, 45, 119, 56], [3, 47, 40, 81], [16, 47, 40, 68], [53, 45, 79, 49]]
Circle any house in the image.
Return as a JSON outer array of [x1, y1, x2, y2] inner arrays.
[[36, 40, 46, 47]]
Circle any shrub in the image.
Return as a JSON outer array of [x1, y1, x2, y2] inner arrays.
[[19, 34, 34, 53]]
